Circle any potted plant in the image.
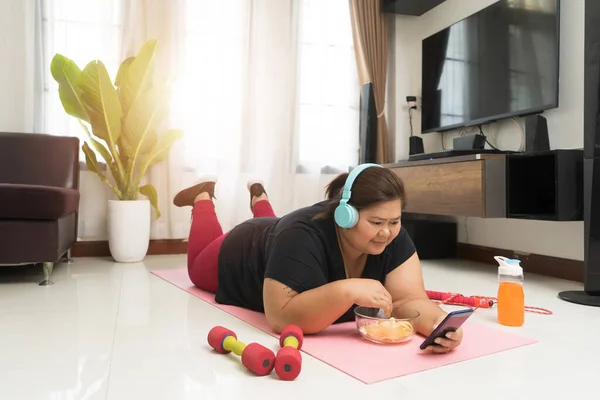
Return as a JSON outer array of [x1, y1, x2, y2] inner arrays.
[[50, 39, 184, 262]]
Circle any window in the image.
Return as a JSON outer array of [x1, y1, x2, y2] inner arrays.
[[295, 0, 360, 173], [41, 0, 123, 159], [41, 0, 360, 175], [176, 0, 359, 174], [173, 0, 250, 174]]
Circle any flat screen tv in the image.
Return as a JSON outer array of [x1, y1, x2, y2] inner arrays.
[[421, 0, 560, 133]]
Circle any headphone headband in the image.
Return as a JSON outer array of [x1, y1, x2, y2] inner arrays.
[[334, 163, 382, 228], [340, 163, 382, 203]]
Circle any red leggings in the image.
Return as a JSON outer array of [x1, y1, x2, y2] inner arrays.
[[187, 199, 277, 293]]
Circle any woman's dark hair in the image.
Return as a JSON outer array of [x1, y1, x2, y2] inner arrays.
[[314, 167, 407, 220]]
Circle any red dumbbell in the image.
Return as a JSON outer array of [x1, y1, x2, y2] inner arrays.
[[274, 324, 304, 380], [207, 326, 275, 376]]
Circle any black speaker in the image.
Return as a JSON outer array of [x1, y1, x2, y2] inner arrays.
[[524, 114, 551, 153], [409, 136, 424, 155], [558, 0, 600, 306]]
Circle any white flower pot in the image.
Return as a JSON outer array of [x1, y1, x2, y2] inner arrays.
[[107, 199, 151, 262]]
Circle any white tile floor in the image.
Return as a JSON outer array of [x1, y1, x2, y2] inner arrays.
[[0, 255, 598, 400]]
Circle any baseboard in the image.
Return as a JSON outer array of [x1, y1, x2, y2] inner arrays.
[[457, 243, 584, 283], [71, 239, 187, 258], [71, 240, 583, 283]]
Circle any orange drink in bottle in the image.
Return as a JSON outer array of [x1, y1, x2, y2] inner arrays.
[[494, 256, 525, 327]]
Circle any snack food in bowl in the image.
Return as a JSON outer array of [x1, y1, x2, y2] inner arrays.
[[354, 306, 420, 344]]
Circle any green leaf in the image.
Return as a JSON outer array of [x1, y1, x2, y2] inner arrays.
[[82, 142, 106, 183], [144, 129, 183, 168], [50, 54, 89, 122], [139, 183, 161, 218], [82, 142, 121, 198], [115, 56, 135, 172], [121, 83, 169, 160], [115, 56, 134, 88], [79, 60, 123, 146], [78, 120, 119, 180], [79, 60, 126, 188], [134, 129, 184, 188], [120, 39, 158, 118]]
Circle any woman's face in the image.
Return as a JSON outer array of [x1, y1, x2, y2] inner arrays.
[[346, 200, 402, 255]]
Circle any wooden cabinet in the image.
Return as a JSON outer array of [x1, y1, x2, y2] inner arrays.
[[386, 154, 506, 218]]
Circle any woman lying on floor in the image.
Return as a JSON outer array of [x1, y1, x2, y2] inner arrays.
[[173, 163, 463, 353]]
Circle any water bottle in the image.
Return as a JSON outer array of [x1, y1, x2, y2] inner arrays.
[[494, 256, 524, 327]]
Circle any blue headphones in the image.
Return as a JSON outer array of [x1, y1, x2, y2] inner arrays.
[[334, 163, 382, 228]]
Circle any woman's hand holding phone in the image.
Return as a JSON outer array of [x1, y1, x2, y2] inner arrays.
[[423, 315, 465, 353]]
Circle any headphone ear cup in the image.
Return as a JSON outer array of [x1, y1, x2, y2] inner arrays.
[[334, 203, 359, 228], [346, 205, 358, 228]]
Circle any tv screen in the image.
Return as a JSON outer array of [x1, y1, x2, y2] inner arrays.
[[421, 0, 560, 133]]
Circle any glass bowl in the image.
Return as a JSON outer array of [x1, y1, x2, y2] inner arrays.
[[354, 305, 420, 344]]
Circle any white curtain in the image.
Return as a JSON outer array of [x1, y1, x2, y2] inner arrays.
[[40, 0, 125, 145], [33, 0, 45, 134], [37, 0, 360, 240], [38, 0, 125, 240]]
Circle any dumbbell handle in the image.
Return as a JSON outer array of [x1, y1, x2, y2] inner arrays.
[[282, 335, 299, 349], [222, 335, 246, 356]]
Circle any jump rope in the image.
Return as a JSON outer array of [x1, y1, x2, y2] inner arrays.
[[426, 290, 553, 315]]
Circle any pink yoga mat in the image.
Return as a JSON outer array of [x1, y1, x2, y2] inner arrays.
[[151, 268, 537, 384]]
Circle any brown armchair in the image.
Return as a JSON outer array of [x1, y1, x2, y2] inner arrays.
[[0, 132, 80, 285]]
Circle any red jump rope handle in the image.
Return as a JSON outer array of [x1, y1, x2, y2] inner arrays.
[[426, 290, 552, 315], [426, 290, 494, 308]]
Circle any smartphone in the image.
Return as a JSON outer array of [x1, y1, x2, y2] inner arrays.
[[419, 309, 473, 350]]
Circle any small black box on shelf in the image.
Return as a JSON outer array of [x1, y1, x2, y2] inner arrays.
[[506, 149, 583, 221]]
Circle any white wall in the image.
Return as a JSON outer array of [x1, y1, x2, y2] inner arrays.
[[393, 0, 585, 260]]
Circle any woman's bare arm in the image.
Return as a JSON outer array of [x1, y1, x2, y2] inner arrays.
[[384, 252, 447, 336], [263, 278, 355, 334]]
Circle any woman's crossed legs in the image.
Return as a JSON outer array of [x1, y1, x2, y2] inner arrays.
[[173, 179, 276, 293]]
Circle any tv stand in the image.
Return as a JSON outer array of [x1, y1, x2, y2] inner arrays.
[[408, 149, 514, 162], [388, 153, 508, 217], [387, 149, 583, 220]]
